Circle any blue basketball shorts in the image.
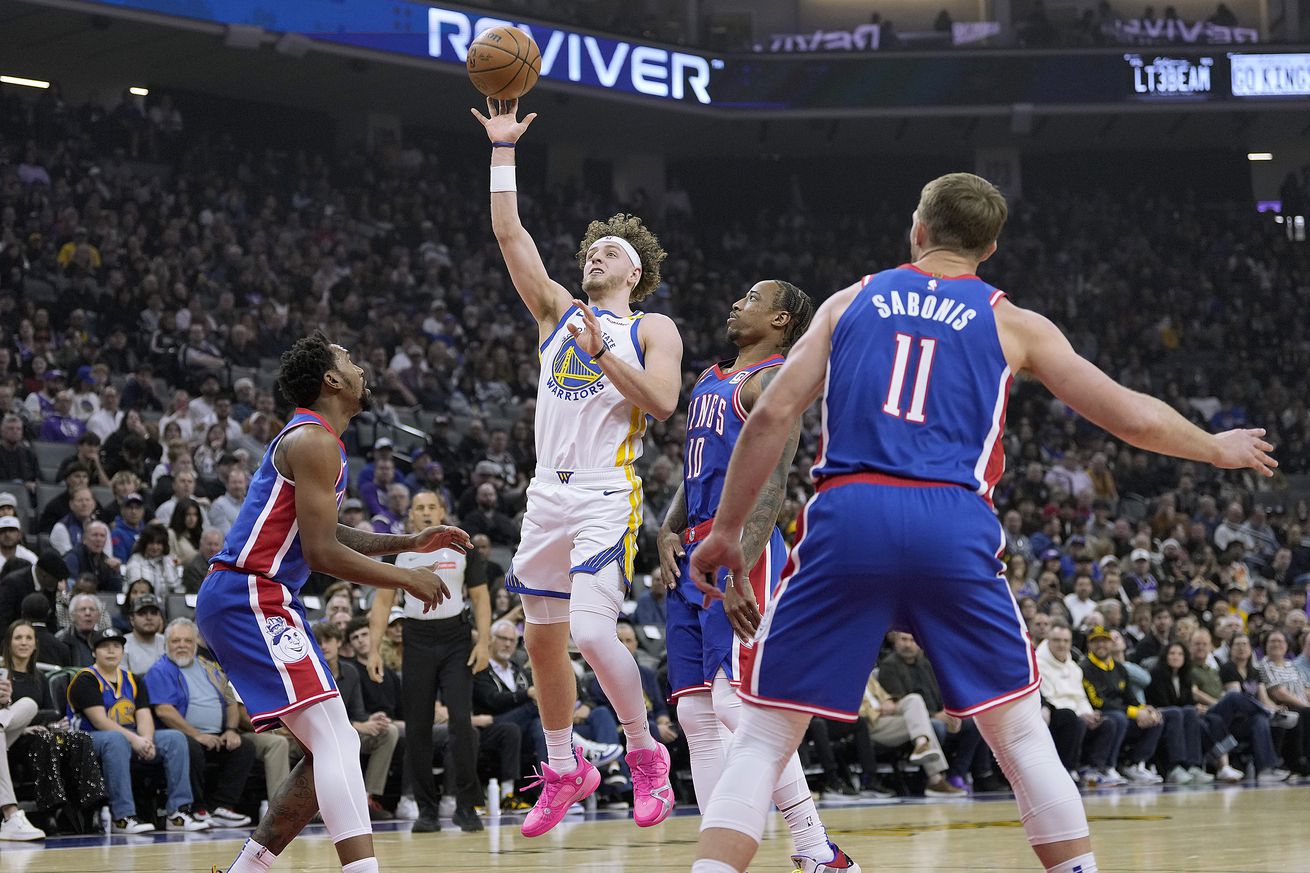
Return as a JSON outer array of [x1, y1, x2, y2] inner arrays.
[[666, 523, 786, 700], [739, 474, 1038, 722], [196, 568, 339, 732]]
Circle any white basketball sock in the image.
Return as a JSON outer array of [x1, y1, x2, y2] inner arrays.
[[570, 565, 656, 751], [690, 861, 739, 873], [544, 726, 577, 774], [775, 753, 829, 860], [341, 859, 379, 873], [226, 838, 278, 872], [677, 692, 726, 814], [1047, 854, 1098, 873]]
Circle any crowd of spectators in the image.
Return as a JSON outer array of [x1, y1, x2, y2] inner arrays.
[[1, 79, 1309, 839]]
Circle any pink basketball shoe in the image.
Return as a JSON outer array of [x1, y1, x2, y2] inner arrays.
[[627, 743, 674, 827], [520, 745, 601, 838]]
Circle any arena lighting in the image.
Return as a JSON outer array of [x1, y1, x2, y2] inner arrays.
[[0, 75, 50, 89], [1247, 152, 1274, 161], [128, 86, 149, 97]]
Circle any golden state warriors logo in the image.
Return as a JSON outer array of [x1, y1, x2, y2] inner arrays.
[[264, 616, 311, 663], [547, 337, 609, 401]]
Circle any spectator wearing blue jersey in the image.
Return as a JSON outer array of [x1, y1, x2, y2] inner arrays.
[[111, 492, 147, 562]]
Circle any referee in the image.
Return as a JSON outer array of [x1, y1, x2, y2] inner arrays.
[[368, 489, 491, 832]]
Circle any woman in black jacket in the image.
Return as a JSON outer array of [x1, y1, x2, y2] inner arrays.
[[1146, 642, 1213, 785], [2, 619, 107, 831]]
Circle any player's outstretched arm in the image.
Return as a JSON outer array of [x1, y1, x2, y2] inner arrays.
[[471, 97, 574, 327], [569, 307, 683, 420], [285, 427, 452, 608], [1000, 301, 1277, 476]]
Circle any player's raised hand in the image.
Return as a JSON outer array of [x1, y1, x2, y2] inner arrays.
[[470, 97, 537, 144], [402, 567, 453, 613], [690, 529, 745, 608], [1212, 428, 1278, 477], [410, 525, 474, 555], [656, 527, 685, 590], [566, 304, 606, 357]]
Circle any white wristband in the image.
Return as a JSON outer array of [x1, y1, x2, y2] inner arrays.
[[490, 165, 517, 193]]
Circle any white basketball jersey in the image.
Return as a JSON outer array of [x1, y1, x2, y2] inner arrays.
[[395, 548, 467, 620], [536, 304, 648, 471]]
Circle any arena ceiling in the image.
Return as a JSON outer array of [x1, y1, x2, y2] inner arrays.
[[1, 0, 1307, 158]]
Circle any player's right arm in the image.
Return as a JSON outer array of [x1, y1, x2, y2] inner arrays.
[[283, 427, 451, 609], [471, 98, 575, 331], [657, 481, 687, 590], [997, 300, 1276, 476]]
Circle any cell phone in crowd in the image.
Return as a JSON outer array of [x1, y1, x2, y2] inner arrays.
[[0, 668, 9, 682]]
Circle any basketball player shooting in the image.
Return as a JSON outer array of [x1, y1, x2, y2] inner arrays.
[[200, 335, 471, 873], [685, 174, 1277, 873], [657, 281, 861, 873], [471, 97, 684, 835]]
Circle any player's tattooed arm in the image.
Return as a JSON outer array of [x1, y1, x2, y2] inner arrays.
[[728, 367, 802, 640], [657, 482, 688, 589], [335, 524, 416, 557]]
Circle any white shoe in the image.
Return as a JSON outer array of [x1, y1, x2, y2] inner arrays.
[[167, 809, 210, 831], [1123, 762, 1163, 784], [210, 806, 253, 827], [438, 795, 457, 819], [0, 810, 46, 841], [1215, 764, 1244, 782], [395, 796, 420, 821], [1165, 765, 1192, 785], [1257, 767, 1291, 782], [112, 815, 156, 834], [1188, 766, 1214, 785], [1097, 767, 1128, 786], [576, 736, 623, 768]]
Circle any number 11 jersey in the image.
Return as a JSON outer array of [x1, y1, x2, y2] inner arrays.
[[811, 265, 1012, 504]]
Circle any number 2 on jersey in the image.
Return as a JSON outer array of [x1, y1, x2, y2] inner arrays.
[[882, 333, 937, 424]]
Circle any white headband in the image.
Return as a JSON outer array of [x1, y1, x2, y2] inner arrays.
[[591, 235, 641, 271]]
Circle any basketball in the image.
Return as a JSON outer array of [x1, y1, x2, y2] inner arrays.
[[467, 25, 541, 99]]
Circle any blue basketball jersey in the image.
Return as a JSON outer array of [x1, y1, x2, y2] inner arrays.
[[684, 354, 785, 527], [812, 266, 1012, 502], [210, 408, 348, 595]]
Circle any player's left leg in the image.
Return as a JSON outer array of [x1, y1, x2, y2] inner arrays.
[[710, 675, 859, 872], [973, 692, 1095, 873], [692, 702, 812, 873], [571, 564, 674, 826]]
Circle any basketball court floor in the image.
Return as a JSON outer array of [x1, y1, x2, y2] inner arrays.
[[3, 782, 1301, 872]]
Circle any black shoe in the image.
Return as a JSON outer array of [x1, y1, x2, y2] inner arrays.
[[411, 816, 440, 833], [452, 806, 484, 832], [974, 772, 1009, 792], [824, 775, 858, 797]]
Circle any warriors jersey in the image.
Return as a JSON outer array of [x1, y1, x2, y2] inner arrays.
[[210, 408, 348, 595], [813, 265, 1012, 502], [536, 303, 647, 471], [684, 354, 785, 527]]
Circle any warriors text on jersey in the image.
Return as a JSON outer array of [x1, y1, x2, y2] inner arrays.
[[536, 303, 648, 472]]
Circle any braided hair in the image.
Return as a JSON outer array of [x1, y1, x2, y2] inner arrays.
[[769, 280, 815, 350]]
